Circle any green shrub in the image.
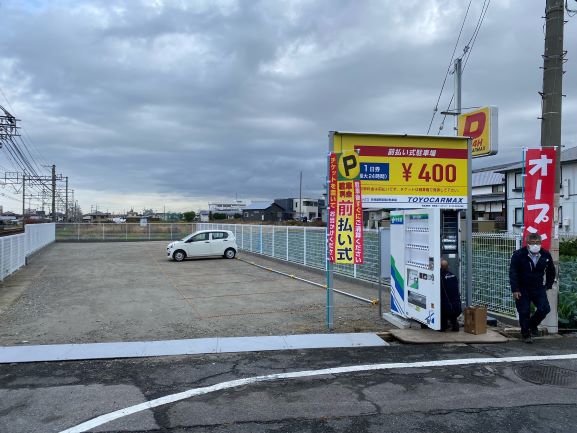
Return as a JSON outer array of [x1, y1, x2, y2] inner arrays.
[[560, 239, 577, 257], [559, 291, 577, 328], [559, 256, 577, 329]]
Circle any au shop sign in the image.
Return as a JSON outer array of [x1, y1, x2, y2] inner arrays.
[[522, 148, 557, 250]]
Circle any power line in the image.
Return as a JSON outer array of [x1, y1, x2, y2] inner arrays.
[[566, 0, 577, 17], [0, 84, 50, 175], [427, 0, 472, 134], [462, 0, 491, 71], [436, 0, 491, 135]]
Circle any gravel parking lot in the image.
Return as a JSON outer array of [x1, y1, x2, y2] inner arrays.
[[0, 242, 390, 345]]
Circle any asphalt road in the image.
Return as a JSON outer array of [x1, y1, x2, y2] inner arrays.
[[1, 337, 576, 433]]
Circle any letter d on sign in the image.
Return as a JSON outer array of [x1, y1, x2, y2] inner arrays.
[[462, 112, 486, 139], [338, 152, 360, 179]]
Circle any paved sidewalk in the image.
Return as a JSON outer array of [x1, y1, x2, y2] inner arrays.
[[0, 333, 388, 363]]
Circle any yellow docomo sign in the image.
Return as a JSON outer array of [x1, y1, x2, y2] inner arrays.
[[337, 152, 360, 180], [330, 133, 470, 209]]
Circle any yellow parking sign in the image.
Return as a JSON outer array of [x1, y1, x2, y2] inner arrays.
[[331, 132, 470, 209]]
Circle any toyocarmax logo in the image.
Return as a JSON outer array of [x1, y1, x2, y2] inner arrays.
[[408, 197, 464, 204]]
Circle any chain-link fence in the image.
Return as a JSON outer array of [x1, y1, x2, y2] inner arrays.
[[461, 233, 521, 317]]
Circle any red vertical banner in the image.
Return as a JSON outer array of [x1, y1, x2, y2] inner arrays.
[[523, 148, 557, 250], [353, 180, 363, 264], [335, 182, 354, 263], [328, 153, 338, 262]]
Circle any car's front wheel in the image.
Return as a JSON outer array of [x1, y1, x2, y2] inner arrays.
[[224, 248, 236, 259], [173, 250, 186, 262]]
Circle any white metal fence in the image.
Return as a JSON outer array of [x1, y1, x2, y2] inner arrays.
[[56, 223, 197, 242], [56, 223, 562, 318], [198, 223, 382, 283], [55, 223, 383, 282], [204, 224, 525, 317], [0, 223, 55, 281]]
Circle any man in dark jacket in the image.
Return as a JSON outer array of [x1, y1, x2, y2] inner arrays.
[[440, 259, 462, 332], [509, 233, 556, 343]]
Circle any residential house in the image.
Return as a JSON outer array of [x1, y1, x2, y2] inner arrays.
[[499, 146, 577, 233], [83, 211, 112, 223], [471, 170, 506, 231], [243, 201, 285, 222], [274, 198, 320, 221]]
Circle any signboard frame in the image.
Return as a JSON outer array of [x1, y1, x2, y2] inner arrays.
[[457, 106, 498, 158], [325, 131, 473, 330], [330, 132, 470, 209]]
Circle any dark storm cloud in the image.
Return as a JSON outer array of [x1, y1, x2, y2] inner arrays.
[[0, 0, 576, 211]]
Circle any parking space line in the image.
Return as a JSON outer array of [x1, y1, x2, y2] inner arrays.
[[197, 303, 371, 320], [58, 352, 577, 433], [183, 287, 321, 300], [147, 251, 202, 317]]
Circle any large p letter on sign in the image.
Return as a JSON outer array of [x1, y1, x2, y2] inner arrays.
[[338, 152, 360, 180], [457, 106, 498, 158]]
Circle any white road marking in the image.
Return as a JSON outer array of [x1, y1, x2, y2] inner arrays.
[[59, 353, 577, 433]]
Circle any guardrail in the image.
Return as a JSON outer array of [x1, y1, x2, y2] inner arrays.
[[0, 223, 55, 281]]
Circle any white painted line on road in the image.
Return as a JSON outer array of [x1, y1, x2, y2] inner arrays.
[[59, 352, 577, 433]]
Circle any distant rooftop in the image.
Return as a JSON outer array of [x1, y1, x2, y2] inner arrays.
[[493, 146, 577, 173], [472, 171, 504, 187], [244, 201, 277, 210]]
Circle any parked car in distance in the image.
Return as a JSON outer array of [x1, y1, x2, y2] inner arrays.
[[167, 230, 238, 262]]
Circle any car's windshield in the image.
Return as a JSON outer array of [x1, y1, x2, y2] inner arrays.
[[181, 234, 194, 242]]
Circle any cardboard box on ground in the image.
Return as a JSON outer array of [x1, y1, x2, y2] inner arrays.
[[464, 306, 487, 334]]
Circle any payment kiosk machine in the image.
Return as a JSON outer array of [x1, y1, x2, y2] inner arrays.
[[326, 131, 471, 331], [390, 208, 460, 330]]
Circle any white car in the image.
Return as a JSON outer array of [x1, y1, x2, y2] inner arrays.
[[167, 230, 238, 262]]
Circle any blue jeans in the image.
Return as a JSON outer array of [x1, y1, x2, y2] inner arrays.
[[515, 289, 551, 337]]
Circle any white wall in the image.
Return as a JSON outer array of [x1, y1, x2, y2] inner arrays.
[[0, 223, 55, 281], [293, 199, 319, 219], [472, 185, 493, 195], [560, 163, 577, 233]]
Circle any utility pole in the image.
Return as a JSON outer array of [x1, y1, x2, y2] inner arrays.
[[65, 176, 69, 222], [299, 171, 303, 220], [51, 164, 56, 222], [449, 56, 473, 308], [540, 0, 564, 334], [454, 58, 462, 118], [22, 173, 25, 227]]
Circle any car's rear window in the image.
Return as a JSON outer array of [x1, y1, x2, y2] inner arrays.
[[211, 232, 228, 240]]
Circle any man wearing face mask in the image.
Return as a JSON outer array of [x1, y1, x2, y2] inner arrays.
[[509, 233, 556, 343]]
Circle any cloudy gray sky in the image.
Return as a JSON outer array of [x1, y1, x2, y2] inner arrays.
[[0, 0, 576, 214]]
